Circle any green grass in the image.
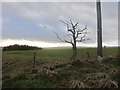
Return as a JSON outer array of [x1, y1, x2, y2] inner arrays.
[[3, 73, 41, 88], [3, 47, 118, 59], [2, 47, 119, 88], [2, 48, 118, 75]]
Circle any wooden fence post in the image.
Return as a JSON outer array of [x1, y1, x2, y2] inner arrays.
[[87, 52, 90, 59], [104, 46, 107, 57], [31, 52, 38, 74], [33, 53, 36, 69]]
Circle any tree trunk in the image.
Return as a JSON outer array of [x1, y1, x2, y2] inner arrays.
[[71, 34, 77, 58], [74, 44, 77, 56], [72, 43, 77, 58]]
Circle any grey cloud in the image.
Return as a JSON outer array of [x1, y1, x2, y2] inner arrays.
[[2, 2, 118, 45]]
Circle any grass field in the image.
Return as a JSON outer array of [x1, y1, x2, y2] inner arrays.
[[2, 47, 119, 88]]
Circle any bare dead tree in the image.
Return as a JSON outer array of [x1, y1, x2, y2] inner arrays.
[[54, 20, 88, 58]]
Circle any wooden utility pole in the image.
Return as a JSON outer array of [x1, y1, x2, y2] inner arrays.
[[96, 0, 102, 57]]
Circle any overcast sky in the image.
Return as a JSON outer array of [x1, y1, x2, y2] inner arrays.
[[1, 1, 118, 47]]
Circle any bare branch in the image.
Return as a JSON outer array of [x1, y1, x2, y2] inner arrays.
[[77, 25, 87, 33], [53, 32, 65, 42], [70, 20, 74, 28], [76, 38, 85, 42], [80, 31, 87, 41], [68, 29, 74, 34], [53, 32, 73, 45], [66, 20, 78, 30], [63, 34, 73, 38], [65, 39, 73, 45], [59, 20, 68, 25], [76, 27, 88, 42], [75, 25, 87, 39], [70, 20, 76, 34], [60, 20, 74, 34], [74, 23, 78, 29], [66, 21, 71, 24]]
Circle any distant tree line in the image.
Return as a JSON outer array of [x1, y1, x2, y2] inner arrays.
[[3, 44, 42, 51]]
